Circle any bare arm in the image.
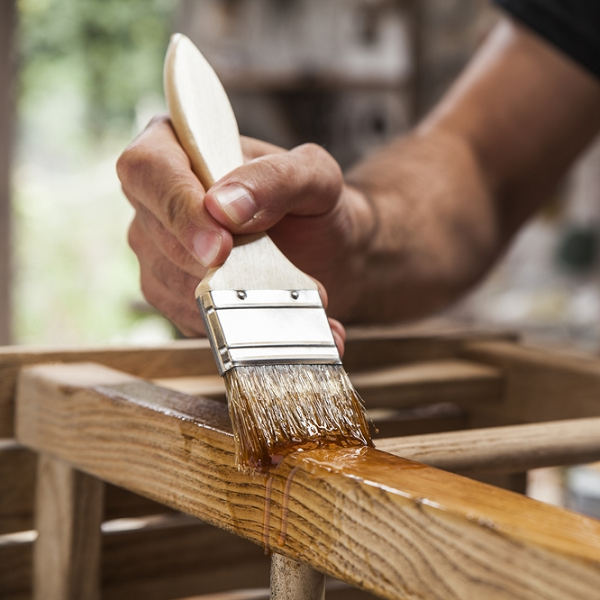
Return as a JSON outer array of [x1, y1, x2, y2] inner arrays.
[[117, 19, 600, 333]]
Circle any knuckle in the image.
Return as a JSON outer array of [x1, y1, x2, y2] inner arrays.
[[116, 144, 153, 188]]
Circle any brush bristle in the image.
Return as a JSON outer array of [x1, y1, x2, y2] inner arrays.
[[224, 364, 373, 473]]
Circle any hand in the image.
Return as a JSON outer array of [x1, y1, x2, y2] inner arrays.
[[117, 115, 372, 353]]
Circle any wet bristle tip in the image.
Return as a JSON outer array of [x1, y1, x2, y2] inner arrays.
[[224, 364, 373, 473]]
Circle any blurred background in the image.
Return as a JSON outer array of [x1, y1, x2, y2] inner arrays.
[[2, 0, 600, 509]]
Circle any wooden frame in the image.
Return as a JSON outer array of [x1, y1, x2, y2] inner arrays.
[[6, 328, 600, 599]]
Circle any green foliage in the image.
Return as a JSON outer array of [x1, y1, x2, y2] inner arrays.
[[14, 0, 180, 345], [19, 0, 176, 139]]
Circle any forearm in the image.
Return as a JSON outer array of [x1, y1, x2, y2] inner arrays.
[[343, 130, 498, 322], [337, 18, 600, 324]]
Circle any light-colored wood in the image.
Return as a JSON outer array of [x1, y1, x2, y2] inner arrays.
[[271, 555, 325, 600], [0, 339, 217, 437], [0, 329, 510, 437], [0, 514, 270, 600], [165, 33, 316, 295], [0, 441, 172, 534], [377, 416, 600, 473], [0, 0, 15, 345], [33, 455, 104, 600], [16, 362, 600, 600], [153, 359, 503, 409], [462, 340, 600, 423]]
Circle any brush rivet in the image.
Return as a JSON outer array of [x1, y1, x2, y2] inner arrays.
[[291, 291, 299, 299], [237, 291, 247, 300]]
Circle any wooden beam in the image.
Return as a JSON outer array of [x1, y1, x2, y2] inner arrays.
[[15, 362, 600, 600], [33, 455, 104, 600], [462, 340, 600, 424], [0, 330, 507, 437], [153, 359, 503, 409], [377, 416, 600, 473], [0, 0, 16, 344], [0, 514, 271, 600]]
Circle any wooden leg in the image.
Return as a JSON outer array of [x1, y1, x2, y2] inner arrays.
[[271, 554, 326, 600], [33, 454, 105, 600]]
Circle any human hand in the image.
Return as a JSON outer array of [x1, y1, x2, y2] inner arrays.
[[117, 115, 373, 353]]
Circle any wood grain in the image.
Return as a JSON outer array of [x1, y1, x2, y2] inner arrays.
[[0, 441, 173, 535], [33, 455, 104, 600], [462, 340, 600, 424], [0, 339, 216, 437], [16, 362, 600, 600], [0, 514, 270, 600]]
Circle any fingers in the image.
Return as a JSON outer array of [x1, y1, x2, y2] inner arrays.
[[204, 143, 343, 234], [117, 115, 232, 268], [129, 217, 205, 336], [329, 319, 346, 357]]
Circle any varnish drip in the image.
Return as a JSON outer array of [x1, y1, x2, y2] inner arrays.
[[263, 476, 274, 554], [278, 465, 300, 547], [224, 364, 373, 473]]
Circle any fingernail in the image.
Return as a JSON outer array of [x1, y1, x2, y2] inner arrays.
[[193, 230, 222, 266], [212, 185, 257, 225]]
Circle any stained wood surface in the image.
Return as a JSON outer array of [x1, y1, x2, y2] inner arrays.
[[33, 455, 104, 600], [16, 362, 600, 600], [0, 514, 270, 600], [463, 340, 600, 423]]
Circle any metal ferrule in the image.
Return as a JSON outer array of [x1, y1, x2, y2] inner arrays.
[[198, 289, 342, 375]]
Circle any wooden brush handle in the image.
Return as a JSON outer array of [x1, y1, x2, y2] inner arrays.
[[164, 34, 317, 295]]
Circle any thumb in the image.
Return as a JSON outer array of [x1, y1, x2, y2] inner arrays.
[[203, 143, 343, 234]]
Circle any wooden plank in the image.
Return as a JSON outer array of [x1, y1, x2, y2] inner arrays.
[[462, 340, 600, 423], [377, 416, 600, 473], [15, 362, 600, 600], [0, 407, 465, 535], [0, 515, 270, 600], [0, 440, 173, 535], [33, 455, 104, 600], [0, 0, 16, 345], [0, 339, 216, 437], [154, 359, 503, 409], [0, 329, 508, 437]]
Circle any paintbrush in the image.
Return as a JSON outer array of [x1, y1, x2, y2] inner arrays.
[[164, 34, 372, 472]]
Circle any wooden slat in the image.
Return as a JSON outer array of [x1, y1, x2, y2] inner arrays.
[[377, 416, 600, 473], [462, 340, 600, 424], [0, 515, 270, 600], [154, 359, 503, 409], [0, 328, 509, 437], [15, 362, 600, 600], [33, 455, 104, 600]]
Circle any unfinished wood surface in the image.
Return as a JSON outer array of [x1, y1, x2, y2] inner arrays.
[[0, 514, 270, 600], [33, 455, 104, 600], [462, 340, 600, 424], [377, 416, 600, 474], [16, 362, 600, 600], [271, 555, 325, 600], [0, 440, 174, 535], [0, 0, 15, 345], [154, 359, 503, 410]]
